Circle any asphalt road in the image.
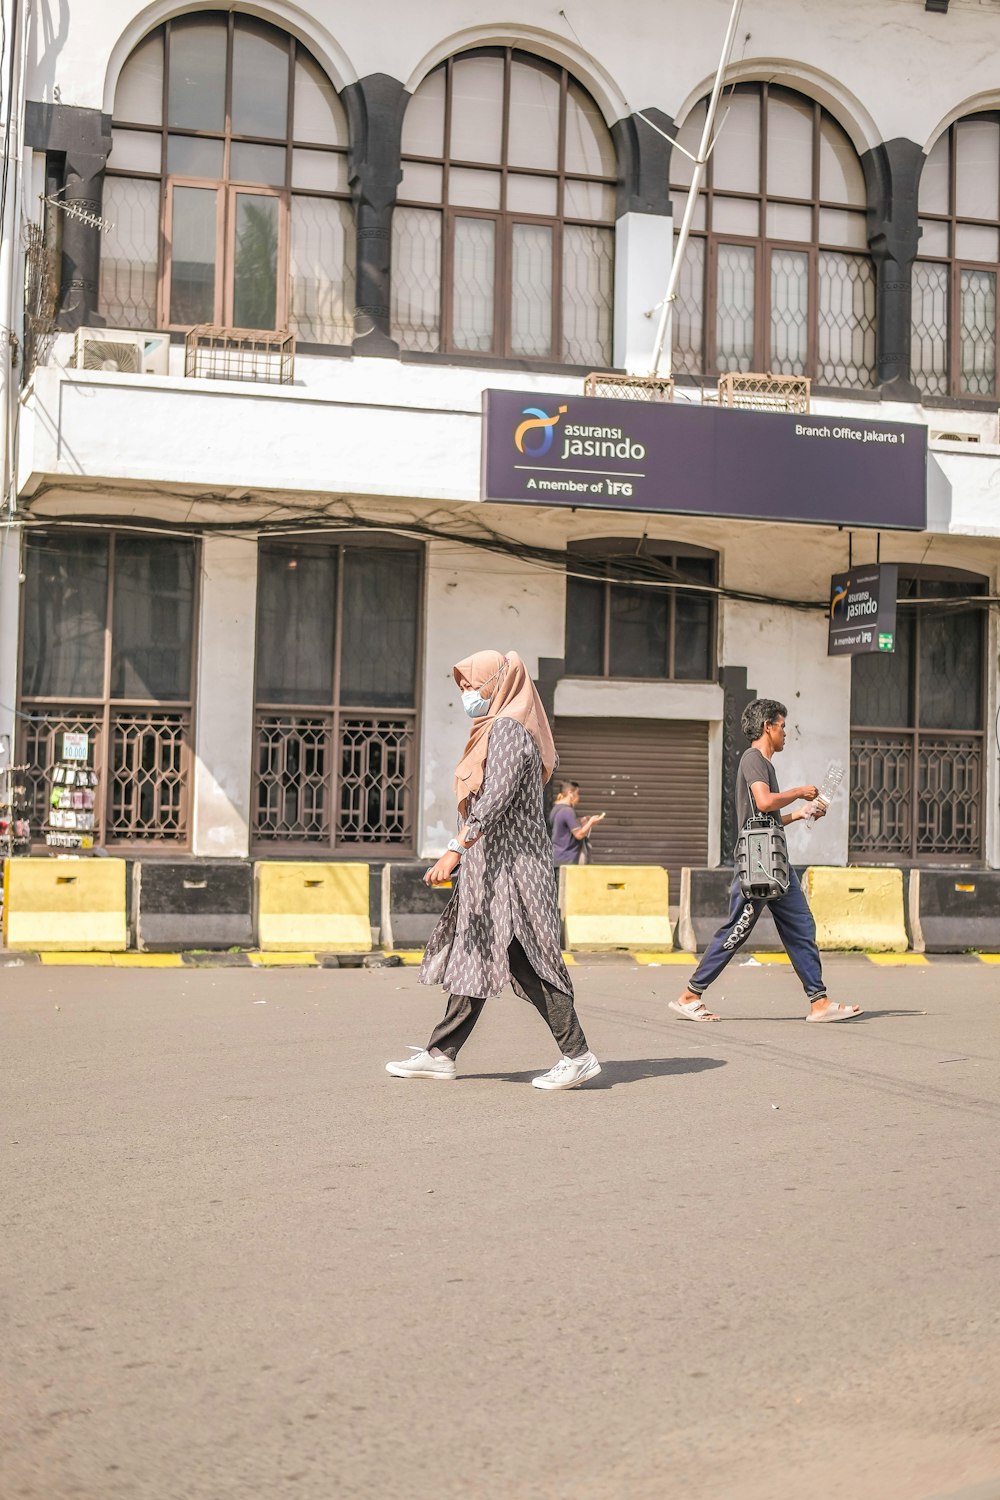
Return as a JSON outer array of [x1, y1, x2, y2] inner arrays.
[[3, 956, 999, 1500]]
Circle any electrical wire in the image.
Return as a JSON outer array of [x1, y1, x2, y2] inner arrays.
[[15, 494, 1000, 617]]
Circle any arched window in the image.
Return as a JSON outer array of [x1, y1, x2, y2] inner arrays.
[[913, 115, 1000, 399], [391, 49, 616, 365], [100, 12, 354, 343], [670, 83, 875, 389]]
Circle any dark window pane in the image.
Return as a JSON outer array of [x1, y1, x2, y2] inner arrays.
[[339, 549, 420, 707], [22, 533, 109, 698], [674, 592, 713, 678], [111, 537, 195, 700], [232, 18, 289, 139], [609, 585, 668, 677], [851, 614, 914, 727], [565, 577, 603, 675], [673, 555, 715, 585], [232, 193, 279, 329], [169, 185, 217, 324], [167, 18, 226, 132], [256, 546, 335, 704], [919, 609, 983, 729]]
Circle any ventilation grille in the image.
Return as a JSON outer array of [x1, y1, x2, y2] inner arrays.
[[77, 338, 141, 374]]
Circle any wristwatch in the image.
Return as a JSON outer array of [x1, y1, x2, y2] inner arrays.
[[446, 838, 465, 855]]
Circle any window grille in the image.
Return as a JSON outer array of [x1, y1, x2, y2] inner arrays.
[[252, 540, 422, 854], [184, 325, 295, 384], [583, 373, 674, 401], [716, 372, 811, 413], [849, 571, 986, 861], [17, 531, 197, 848]]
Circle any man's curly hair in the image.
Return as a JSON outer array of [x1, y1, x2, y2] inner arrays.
[[741, 698, 787, 742]]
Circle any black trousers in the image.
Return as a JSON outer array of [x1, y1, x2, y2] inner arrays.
[[427, 937, 588, 1061]]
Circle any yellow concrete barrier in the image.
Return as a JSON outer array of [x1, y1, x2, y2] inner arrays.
[[2, 857, 127, 951], [254, 863, 370, 952], [561, 865, 672, 951], [803, 866, 907, 952]]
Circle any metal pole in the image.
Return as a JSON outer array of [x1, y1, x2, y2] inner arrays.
[[0, 0, 27, 513], [650, 0, 744, 377]]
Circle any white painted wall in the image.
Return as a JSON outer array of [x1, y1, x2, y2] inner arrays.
[[553, 679, 723, 720], [613, 213, 673, 375], [191, 535, 258, 858], [21, 362, 1000, 543]]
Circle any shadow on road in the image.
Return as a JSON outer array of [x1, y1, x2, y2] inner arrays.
[[463, 1056, 727, 1089]]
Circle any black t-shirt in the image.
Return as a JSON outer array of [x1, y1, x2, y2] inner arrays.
[[737, 747, 780, 829]]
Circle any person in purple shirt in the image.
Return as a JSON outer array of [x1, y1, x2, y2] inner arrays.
[[549, 782, 605, 866]]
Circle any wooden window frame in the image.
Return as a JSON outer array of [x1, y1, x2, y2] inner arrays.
[[673, 82, 873, 386], [104, 12, 351, 338], [915, 114, 1000, 401], [251, 534, 425, 857], [16, 528, 200, 851], [565, 539, 719, 683], [397, 46, 616, 362]]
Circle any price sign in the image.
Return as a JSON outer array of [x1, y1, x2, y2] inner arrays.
[[62, 732, 90, 762]]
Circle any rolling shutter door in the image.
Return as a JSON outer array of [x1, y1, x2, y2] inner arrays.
[[553, 717, 709, 889]]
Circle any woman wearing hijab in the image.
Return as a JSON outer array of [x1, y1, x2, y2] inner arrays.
[[385, 649, 601, 1091]]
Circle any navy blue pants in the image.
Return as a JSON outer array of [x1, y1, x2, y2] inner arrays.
[[688, 869, 827, 1000]]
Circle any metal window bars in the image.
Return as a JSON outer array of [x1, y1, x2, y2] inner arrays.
[[253, 712, 416, 852], [715, 372, 811, 413], [582, 371, 810, 413], [20, 708, 192, 846], [184, 325, 296, 385], [583, 372, 675, 401], [849, 732, 983, 860]]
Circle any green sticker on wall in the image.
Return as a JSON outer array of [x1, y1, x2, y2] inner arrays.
[[878, 632, 894, 651]]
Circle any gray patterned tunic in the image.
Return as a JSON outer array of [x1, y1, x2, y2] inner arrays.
[[420, 717, 573, 1001]]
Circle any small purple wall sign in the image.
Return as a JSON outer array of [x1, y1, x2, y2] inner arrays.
[[481, 390, 927, 531]]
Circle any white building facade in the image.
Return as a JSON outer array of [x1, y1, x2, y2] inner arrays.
[[2, 0, 999, 885]]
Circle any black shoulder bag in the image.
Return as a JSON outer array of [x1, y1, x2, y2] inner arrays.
[[735, 773, 789, 901]]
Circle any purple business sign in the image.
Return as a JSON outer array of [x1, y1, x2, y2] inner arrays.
[[481, 390, 927, 530]]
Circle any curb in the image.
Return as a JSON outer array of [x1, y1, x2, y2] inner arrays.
[[1, 949, 997, 969]]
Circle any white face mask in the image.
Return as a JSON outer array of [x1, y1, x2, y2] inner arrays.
[[460, 657, 508, 719], [462, 688, 492, 718]]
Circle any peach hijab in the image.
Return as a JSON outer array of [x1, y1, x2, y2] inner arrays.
[[452, 649, 557, 813]]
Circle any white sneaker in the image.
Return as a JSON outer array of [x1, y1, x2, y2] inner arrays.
[[385, 1047, 456, 1080], [531, 1051, 602, 1091]]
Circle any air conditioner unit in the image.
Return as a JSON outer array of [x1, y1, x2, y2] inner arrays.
[[73, 329, 171, 376], [927, 411, 999, 445]]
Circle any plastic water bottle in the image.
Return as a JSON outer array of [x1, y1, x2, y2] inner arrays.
[[804, 760, 844, 829]]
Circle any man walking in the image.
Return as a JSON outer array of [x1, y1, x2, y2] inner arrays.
[[670, 699, 862, 1023]]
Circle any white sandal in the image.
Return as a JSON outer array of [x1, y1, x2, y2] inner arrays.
[[668, 998, 720, 1022]]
